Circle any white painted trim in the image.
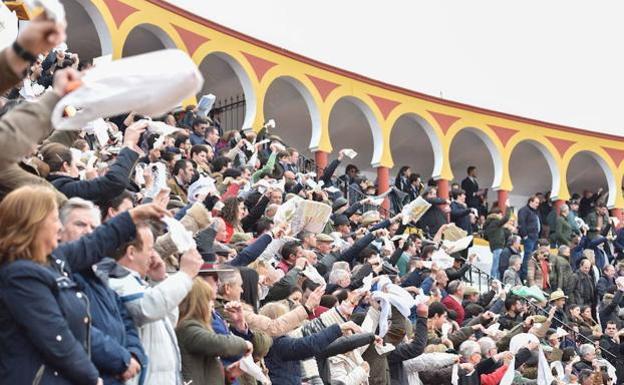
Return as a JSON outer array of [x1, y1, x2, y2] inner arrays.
[[330, 96, 383, 168], [511, 140, 560, 199], [581, 152, 616, 208], [67, 0, 113, 55], [203, 52, 256, 130], [395, 113, 444, 179], [265, 76, 321, 151], [458, 127, 504, 189]]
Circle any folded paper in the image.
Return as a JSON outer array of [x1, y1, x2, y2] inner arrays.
[[401, 196, 431, 225]]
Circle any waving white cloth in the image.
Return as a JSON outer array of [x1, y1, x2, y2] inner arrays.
[[370, 276, 416, 337], [52, 49, 203, 130]]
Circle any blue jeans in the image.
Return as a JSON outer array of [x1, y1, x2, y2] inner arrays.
[[490, 248, 503, 279], [522, 237, 538, 281]]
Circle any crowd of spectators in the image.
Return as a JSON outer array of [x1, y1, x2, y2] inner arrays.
[[2, 11, 624, 385]]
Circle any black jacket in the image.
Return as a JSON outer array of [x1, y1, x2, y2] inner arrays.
[[518, 205, 540, 240], [498, 246, 520, 279], [417, 197, 448, 237], [450, 201, 473, 233], [461, 177, 480, 209], [388, 315, 428, 385], [48, 147, 139, 204]]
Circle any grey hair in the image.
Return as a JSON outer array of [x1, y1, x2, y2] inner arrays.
[[582, 249, 595, 259], [59, 197, 101, 227], [509, 255, 522, 265], [558, 245, 570, 255], [217, 269, 241, 294], [578, 343, 595, 358], [447, 280, 464, 295], [559, 204, 569, 214], [328, 269, 350, 285], [459, 340, 481, 359], [332, 261, 351, 273], [478, 337, 496, 356], [508, 235, 522, 246]]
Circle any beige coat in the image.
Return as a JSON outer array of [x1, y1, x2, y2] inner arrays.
[[244, 305, 308, 337]]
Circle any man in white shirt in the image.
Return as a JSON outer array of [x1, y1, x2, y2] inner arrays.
[[110, 222, 202, 385]]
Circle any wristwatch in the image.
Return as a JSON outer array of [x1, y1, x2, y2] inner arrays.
[[12, 41, 37, 64]]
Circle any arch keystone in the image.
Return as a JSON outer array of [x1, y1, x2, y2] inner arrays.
[[602, 147, 624, 167], [241, 52, 277, 82], [305, 74, 340, 101], [427, 110, 461, 134], [173, 25, 210, 56], [487, 124, 519, 146], [101, 0, 139, 28], [545, 136, 576, 157], [367, 94, 401, 120]]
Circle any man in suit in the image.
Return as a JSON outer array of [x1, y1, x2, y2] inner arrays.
[[461, 166, 480, 210]]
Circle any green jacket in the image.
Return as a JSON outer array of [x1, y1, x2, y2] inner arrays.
[[586, 211, 609, 240], [550, 254, 573, 291], [483, 210, 511, 251], [176, 319, 248, 385], [551, 215, 573, 246]]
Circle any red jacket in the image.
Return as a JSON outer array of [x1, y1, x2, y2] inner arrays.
[[276, 260, 291, 275], [442, 295, 465, 325], [480, 364, 508, 385]]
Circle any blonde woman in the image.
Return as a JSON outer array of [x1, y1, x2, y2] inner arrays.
[[176, 278, 252, 385], [0, 185, 165, 385]]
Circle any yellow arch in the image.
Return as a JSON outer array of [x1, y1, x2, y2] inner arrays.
[[562, 144, 621, 208], [385, 104, 446, 179], [505, 133, 565, 200], [445, 119, 508, 190]]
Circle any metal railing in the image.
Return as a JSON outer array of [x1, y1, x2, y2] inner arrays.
[[209, 94, 246, 133], [297, 154, 316, 174], [466, 263, 494, 293], [347, 183, 393, 217]]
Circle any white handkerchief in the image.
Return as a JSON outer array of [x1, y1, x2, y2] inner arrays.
[[414, 294, 430, 305], [187, 176, 218, 203], [69, 148, 83, 164], [197, 94, 216, 118], [264, 119, 276, 129], [86, 155, 98, 170], [147, 121, 181, 137], [134, 164, 146, 186], [92, 54, 113, 67], [239, 355, 269, 384], [360, 273, 374, 293], [375, 343, 395, 355], [25, 0, 65, 22], [324, 186, 340, 194], [342, 148, 357, 159], [52, 49, 203, 130], [92, 122, 109, 147], [441, 322, 452, 338], [302, 265, 325, 285], [555, 327, 568, 338], [161, 216, 196, 253], [484, 322, 500, 336], [145, 163, 168, 198]]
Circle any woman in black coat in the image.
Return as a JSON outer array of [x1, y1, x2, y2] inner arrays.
[[0, 185, 166, 385]]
